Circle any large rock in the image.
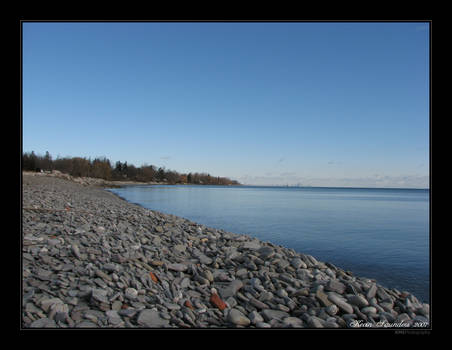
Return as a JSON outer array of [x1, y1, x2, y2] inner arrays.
[[30, 317, 57, 328], [241, 241, 261, 250], [217, 279, 244, 299], [91, 288, 109, 304], [290, 257, 307, 269], [198, 253, 213, 265], [325, 280, 346, 294], [261, 309, 290, 322], [307, 316, 324, 328], [167, 263, 188, 272], [124, 288, 138, 300], [228, 308, 251, 326], [347, 295, 369, 308], [283, 317, 303, 328], [327, 293, 354, 314], [248, 310, 264, 325], [257, 246, 275, 259], [366, 283, 378, 299], [137, 309, 170, 328], [249, 297, 269, 310], [39, 297, 63, 312], [173, 244, 186, 254], [316, 289, 333, 307]]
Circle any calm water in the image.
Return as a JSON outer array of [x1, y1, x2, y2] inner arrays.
[[108, 185, 430, 303]]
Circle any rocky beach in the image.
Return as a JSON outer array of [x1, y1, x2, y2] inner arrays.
[[22, 172, 430, 329]]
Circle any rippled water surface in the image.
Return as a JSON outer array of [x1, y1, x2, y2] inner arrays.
[[108, 185, 430, 302]]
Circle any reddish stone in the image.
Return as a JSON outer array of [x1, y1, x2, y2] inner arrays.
[[184, 300, 194, 310], [210, 293, 227, 311], [149, 271, 159, 283]]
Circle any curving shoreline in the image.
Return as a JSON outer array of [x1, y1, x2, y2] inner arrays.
[[22, 173, 430, 328]]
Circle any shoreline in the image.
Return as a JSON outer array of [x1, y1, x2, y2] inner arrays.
[[22, 170, 243, 189], [22, 173, 430, 329]]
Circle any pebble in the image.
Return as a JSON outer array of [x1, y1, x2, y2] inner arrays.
[[210, 291, 227, 311], [217, 279, 244, 299], [257, 246, 275, 259], [105, 310, 123, 325], [124, 288, 138, 300], [327, 293, 354, 314], [283, 316, 303, 328], [228, 308, 251, 326], [242, 241, 261, 250], [21, 173, 430, 328], [248, 310, 264, 324], [316, 289, 333, 307], [290, 257, 307, 269], [136, 309, 170, 327], [256, 321, 272, 328], [307, 316, 324, 328], [261, 309, 290, 322], [325, 304, 339, 316], [30, 317, 57, 328], [326, 280, 347, 294], [347, 294, 369, 308], [361, 306, 378, 314], [167, 263, 188, 272], [366, 283, 378, 299]]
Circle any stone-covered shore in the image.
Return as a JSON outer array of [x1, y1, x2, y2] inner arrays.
[[22, 173, 430, 328]]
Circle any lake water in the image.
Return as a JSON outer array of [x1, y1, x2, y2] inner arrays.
[[107, 185, 430, 303]]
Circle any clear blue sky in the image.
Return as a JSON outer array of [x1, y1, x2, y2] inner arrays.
[[23, 22, 430, 188]]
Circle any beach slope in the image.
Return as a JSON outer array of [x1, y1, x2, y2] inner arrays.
[[22, 173, 430, 328]]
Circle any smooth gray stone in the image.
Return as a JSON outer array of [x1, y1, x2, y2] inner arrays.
[[217, 279, 243, 299], [257, 246, 275, 259], [326, 304, 339, 316], [71, 244, 82, 259], [307, 316, 324, 328], [39, 298, 63, 312], [248, 310, 264, 324], [228, 308, 251, 326], [347, 295, 369, 308], [198, 254, 213, 265], [290, 257, 307, 269], [76, 320, 98, 328], [173, 244, 186, 254], [361, 306, 378, 314], [327, 293, 354, 314], [242, 241, 261, 250], [316, 289, 333, 307], [283, 316, 303, 328], [118, 308, 138, 318], [137, 309, 170, 328], [256, 322, 272, 328], [30, 317, 57, 328], [89, 288, 108, 304], [261, 309, 290, 322], [325, 280, 346, 294], [249, 297, 269, 310], [167, 263, 188, 272]]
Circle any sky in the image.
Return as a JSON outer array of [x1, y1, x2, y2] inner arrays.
[[22, 22, 430, 188]]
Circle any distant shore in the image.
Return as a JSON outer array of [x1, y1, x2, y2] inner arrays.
[[22, 172, 430, 329]]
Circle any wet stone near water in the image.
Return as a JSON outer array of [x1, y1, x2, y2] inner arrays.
[[22, 173, 430, 328]]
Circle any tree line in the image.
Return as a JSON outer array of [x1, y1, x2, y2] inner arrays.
[[22, 151, 240, 185]]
